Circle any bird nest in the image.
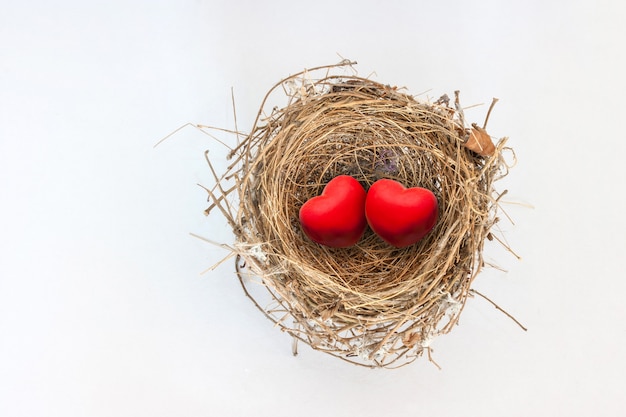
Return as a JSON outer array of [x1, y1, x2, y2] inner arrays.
[[201, 61, 515, 368]]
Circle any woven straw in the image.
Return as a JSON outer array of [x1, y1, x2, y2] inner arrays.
[[202, 62, 513, 368]]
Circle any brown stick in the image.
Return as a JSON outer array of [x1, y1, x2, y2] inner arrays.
[[470, 289, 527, 331], [483, 97, 499, 129]]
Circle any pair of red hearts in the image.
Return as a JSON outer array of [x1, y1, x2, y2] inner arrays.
[[299, 175, 438, 248]]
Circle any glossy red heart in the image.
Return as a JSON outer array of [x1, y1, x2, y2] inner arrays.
[[299, 175, 367, 248], [365, 179, 438, 248]]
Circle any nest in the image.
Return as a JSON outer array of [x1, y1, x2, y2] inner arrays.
[[203, 61, 513, 368]]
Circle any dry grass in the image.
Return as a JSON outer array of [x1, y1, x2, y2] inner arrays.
[[203, 61, 513, 368]]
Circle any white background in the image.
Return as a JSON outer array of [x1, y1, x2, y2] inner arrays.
[[1, 1, 625, 416]]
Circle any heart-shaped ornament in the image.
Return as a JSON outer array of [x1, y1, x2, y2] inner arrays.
[[299, 175, 367, 248], [365, 179, 438, 248]]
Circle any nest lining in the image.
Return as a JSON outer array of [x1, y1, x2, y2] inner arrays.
[[204, 62, 512, 368]]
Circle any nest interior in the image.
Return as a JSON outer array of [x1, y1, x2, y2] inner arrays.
[[205, 63, 510, 368]]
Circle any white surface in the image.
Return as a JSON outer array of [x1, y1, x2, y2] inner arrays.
[[1, 1, 625, 416]]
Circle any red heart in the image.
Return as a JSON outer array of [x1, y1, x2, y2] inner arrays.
[[365, 179, 438, 248], [299, 175, 367, 248]]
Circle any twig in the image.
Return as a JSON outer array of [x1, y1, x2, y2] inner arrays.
[[454, 90, 466, 128], [470, 289, 527, 331], [483, 97, 499, 129]]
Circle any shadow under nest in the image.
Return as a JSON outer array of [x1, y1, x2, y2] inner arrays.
[[203, 62, 512, 368]]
